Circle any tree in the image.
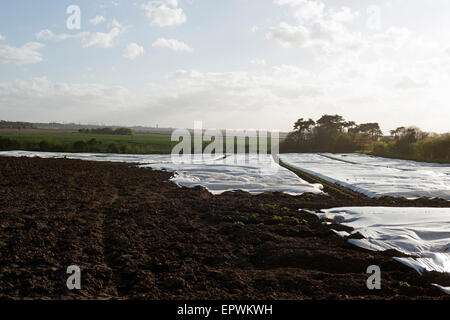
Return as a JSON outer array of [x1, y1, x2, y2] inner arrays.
[[281, 115, 385, 153], [114, 128, 135, 136], [316, 114, 348, 133], [292, 118, 315, 142], [352, 123, 383, 140], [391, 126, 427, 143], [390, 127, 405, 139], [344, 121, 357, 131]]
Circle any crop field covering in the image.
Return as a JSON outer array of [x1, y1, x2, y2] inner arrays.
[[2, 150, 450, 295], [316, 207, 450, 293], [143, 154, 324, 195], [3, 151, 450, 200], [0, 151, 323, 196], [279, 153, 450, 200]]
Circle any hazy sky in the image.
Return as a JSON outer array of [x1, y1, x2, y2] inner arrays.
[[1, 0, 450, 133]]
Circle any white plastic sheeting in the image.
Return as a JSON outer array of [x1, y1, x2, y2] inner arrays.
[[432, 284, 450, 294], [280, 153, 450, 200], [141, 154, 323, 195], [0, 151, 324, 196], [315, 207, 450, 276], [0, 150, 174, 164]]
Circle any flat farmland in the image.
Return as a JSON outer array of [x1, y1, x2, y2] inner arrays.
[[0, 129, 177, 154], [280, 153, 450, 200], [1, 155, 449, 300], [0, 129, 282, 154]]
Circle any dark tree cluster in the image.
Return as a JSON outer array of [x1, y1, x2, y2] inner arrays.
[[282, 114, 450, 163], [374, 126, 450, 163], [78, 127, 135, 135], [281, 114, 382, 153], [0, 120, 36, 129]]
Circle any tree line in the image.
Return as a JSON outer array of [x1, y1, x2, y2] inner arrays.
[[0, 136, 171, 154], [373, 127, 450, 163], [78, 127, 135, 135], [281, 114, 382, 153], [0, 120, 36, 129], [281, 114, 450, 163]]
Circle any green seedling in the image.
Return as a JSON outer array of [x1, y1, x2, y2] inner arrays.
[[286, 216, 300, 225], [298, 219, 309, 225], [399, 281, 411, 288], [272, 215, 283, 222]]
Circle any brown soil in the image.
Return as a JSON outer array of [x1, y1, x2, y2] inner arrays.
[[0, 156, 449, 300]]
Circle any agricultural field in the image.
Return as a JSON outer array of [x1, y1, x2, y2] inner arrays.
[[3, 0, 450, 310], [279, 153, 450, 200], [0, 151, 324, 196], [316, 207, 450, 277], [0, 129, 178, 154], [3, 150, 450, 200], [1, 154, 450, 301], [0, 129, 282, 155]]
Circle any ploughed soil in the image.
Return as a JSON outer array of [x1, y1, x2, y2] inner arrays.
[[0, 156, 449, 300]]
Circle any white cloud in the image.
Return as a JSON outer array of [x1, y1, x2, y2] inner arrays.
[[123, 43, 145, 60], [395, 76, 429, 90], [80, 27, 122, 48], [2, 58, 450, 133], [275, 0, 356, 23], [251, 58, 266, 66], [152, 38, 193, 52], [36, 24, 123, 48], [0, 34, 4, 41], [370, 27, 411, 51], [250, 26, 259, 33], [267, 22, 309, 48], [90, 15, 106, 25], [166, 0, 178, 7], [267, 0, 361, 54], [110, 19, 123, 29], [267, 20, 363, 52], [0, 68, 322, 129], [36, 29, 74, 42], [36, 29, 55, 41], [275, 0, 325, 21], [330, 7, 357, 23], [268, 0, 433, 62], [0, 77, 136, 123], [0, 42, 44, 65], [142, 1, 186, 27], [2, 1, 450, 133], [145, 67, 327, 128]]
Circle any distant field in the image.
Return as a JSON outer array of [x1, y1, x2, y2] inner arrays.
[[0, 129, 281, 154], [0, 130, 177, 154]]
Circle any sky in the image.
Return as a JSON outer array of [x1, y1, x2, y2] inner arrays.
[[0, 0, 450, 133]]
